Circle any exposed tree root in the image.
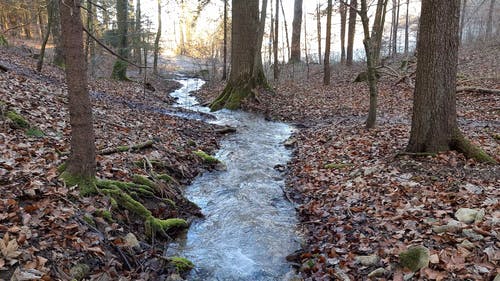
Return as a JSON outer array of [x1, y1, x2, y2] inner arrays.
[[451, 129, 497, 164], [99, 140, 154, 155], [456, 86, 500, 95]]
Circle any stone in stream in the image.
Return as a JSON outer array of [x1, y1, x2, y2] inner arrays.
[[399, 246, 430, 272]]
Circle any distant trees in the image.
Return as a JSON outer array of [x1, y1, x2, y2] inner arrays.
[[290, 0, 303, 62], [346, 0, 357, 66], [111, 0, 129, 80], [153, 0, 162, 75], [210, 0, 269, 111], [339, 1, 347, 64], [59, 0, 97, 194], [408, 0, 495, 163]]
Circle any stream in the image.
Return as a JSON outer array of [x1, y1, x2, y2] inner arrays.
[[166, 78, 301, 280]]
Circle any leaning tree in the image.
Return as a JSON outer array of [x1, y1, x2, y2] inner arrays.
[[407, 0, 496, 163], [210, 0, 269, 111]]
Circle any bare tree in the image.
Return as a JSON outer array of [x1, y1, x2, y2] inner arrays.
[[290, 0, 303, 62], [274, 0, 280, 80], [316, 2, 322, 64], [323, 0, 332, 85], [153, 0, 161, 74], [222, 0, 228, 80], [346, 0, 357, 65], [340, 1, 347, 64]]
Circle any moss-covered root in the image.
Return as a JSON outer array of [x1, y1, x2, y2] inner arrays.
[[452, 129, 497, 164], [193, 150, 220, 164], [132, 174, 156, 189], [59, 171, 97, 196], [0, 34, 8, 46], [169, 257, 194, 273], [210, 82, 252, 111], [145, 217, 188, 238], [5, 110, 30, 128]]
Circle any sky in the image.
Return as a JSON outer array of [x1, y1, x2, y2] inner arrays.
[[140, 0, 422, 61]]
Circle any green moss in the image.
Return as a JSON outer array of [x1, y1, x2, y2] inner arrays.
[[69, 263, 90, 281], [324, 163, 353, 169], [6, 110, 29, 128], [451, 129, 497, 164], [57, 162, 67, 174], [493, 134, 500, 141], [94, 209, 113, 222], [134, 159, 165, 168], [187, 140, 197, 147], [60, 171, 97, 196], [26, 127, 45, 138], [193, 150, 220, 164], [99, 186, 152, 218], [145, 217, 188, 237], [117, 145, 130, 152], [111, 60, 129, 81], [110, 197, 118, 208], [0, 35, 8, 46], [157, 173, 175, 183], [82, 214, 96, 227], [132, 174, 156, 189], [399, 246, 430, 272], [98, 179, 154, 194], [169, 256, 194, 272]]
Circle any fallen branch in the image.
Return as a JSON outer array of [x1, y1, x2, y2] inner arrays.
[[456, 86, 500, 95], [99, 140, 154, 155]]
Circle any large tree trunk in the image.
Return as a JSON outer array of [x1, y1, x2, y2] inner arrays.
[[323, 0, 332, 85], [339, 1, 347, 64], [112, 0, 129, 80], [59, 0, 97, 195], [346, 0, 357, 66], [210, 0, 269, 111], [153, 0, 161, 74], [290, 0, 303, 62], [316, 2, 322, 64], [407, 0, 495, 163], [222, 0, 228, 80], [51, 0, 64, 67]]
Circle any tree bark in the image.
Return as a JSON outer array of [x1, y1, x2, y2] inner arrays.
[[274, 0, 280, 80], [279, 0, 291, 59], [210, 0, 269, 111], [404, 0, 409, 54], [346, 0, 357, 66], [51, 0, 64, 67], [290, 0, 303, 62], [392, 0, 399, 56], [459, 0, 467, 43], [340, 1, 347, 64], [222, 0, 228, 80], [323, 0, 332, 85], [486, 0, 495, 37], [112, 0, 129, 80], [371, 0, 388, 64], [317, 2, 322, 64], [153, 0, 161, 74], [407, 0, 495, 163], [59, 0, 97, 195], [37, 3, 53, 72], [136, 0, 142, 73]]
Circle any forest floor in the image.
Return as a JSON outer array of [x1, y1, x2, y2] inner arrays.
[[195, 40, 500, 281], [0, 46, 227, 280]]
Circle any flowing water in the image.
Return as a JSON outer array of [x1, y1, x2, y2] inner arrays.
[[167, 78, 300, 281]]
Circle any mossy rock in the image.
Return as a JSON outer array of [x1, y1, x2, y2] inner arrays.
[[145, 217, 188, 237], [69, 263, 90, 281], [169, 256, 194, 272], [324, 163, 353, 169], [399, 245, 430, 272], [193, 150, 220, 164], [6, 110, 30, 128]]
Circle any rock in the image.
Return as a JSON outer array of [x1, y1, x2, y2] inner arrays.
[[124, 233, 140, 249], [474, 208, 485, 223], [493, 274, 500, 281], [355, 255, 379, 266], [462, 229, 484, 241], [399, 246, 430, 272], [455, 208, 480, 224], [166, 273, 184, 281], [367, 267, 387, 278], [363, 167, 379, 176], [403, 273, 415, 281], [432, 220, 461, 233], [284, 138, 297, 147], [462, 183, 483, 194], [458, 239, 475, 250], [70, 263, 90, 281]]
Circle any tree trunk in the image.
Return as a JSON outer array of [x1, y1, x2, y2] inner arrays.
[[323, 0, 332, 85], [269, 0, 274, 65], [274, 0, 280, 80], [222, 0, 228, 80], [346, 0, 357, 66], [392, 0, 399, 56], [316, 2, 322, 64], [253, 0, 269, 84], [210, 0, 269, 111], [371, 0, 389, 64], [407, 0, 495, 163], [153, 0, 161, 74], [339, 1, 347, 64], [136, 0, 142, 73], [51, 0, 64, 67], [279, 0, 291, 59], [290, 0, 303, 63], [459, 0, 467, 43], [59, 0, 97, 195], [37, 3, 53, 72], [486, 0, 495, 37], [112, 0, 129, 80], [404, 0, 409, 54]]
